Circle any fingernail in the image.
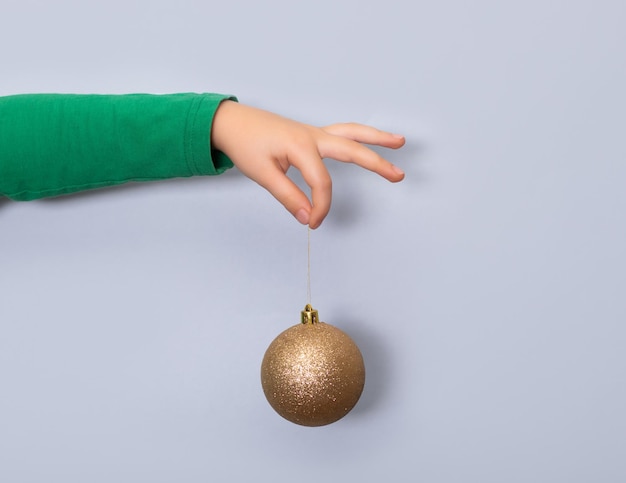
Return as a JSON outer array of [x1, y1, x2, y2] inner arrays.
[[295, 209, 310, 225], [392, 133, 405, 139], [392, 165, 405, 176]]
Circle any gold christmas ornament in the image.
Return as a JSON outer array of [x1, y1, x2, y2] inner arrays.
[[261, 304, 365, 426]]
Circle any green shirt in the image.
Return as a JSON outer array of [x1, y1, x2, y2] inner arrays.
[[0, 93, 236, 201]]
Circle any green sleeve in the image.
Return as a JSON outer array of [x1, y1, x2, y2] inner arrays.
[[0, 92, 237, 201]]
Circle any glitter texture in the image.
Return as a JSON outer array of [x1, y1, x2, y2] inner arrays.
[[261, 322, 365, 426]]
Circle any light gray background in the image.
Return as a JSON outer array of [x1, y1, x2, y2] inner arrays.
[[1, 0, 625, 482]]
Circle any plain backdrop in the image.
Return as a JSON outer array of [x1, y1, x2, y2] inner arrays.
[[1, 1, 625, 482]]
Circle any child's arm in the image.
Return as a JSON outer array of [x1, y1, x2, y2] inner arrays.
[[0, 93, 404, 228], [0, 93, 234, 201], [212, 101, 405, 229]]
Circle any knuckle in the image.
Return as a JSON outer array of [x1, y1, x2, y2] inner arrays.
[[290, 132, 316, 154], [317, 174, 332, 191]]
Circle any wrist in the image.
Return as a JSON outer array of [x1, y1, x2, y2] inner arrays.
[[211, 100, 240, 155]]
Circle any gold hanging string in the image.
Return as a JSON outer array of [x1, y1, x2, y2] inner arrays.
[[307, 226, 312, 305]]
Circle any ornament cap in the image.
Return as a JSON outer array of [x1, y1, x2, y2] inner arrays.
[[301, 304, 319, 325]]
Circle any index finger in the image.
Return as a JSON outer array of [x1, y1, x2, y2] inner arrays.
[[286, 147, 333, 229]]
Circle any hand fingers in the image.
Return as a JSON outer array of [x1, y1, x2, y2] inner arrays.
[[322, 123, 405, 149], [253, 164, 313, 226], [252, 152, 332, 229], [274, 127, 402, 228], [286, 149, 333, 229], [318, 134, 405, 183]]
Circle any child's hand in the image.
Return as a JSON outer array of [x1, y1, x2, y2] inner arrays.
[[211, 101, 405, 229]]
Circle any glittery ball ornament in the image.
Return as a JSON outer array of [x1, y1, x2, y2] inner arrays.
[[261, 304, 365, 426]]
